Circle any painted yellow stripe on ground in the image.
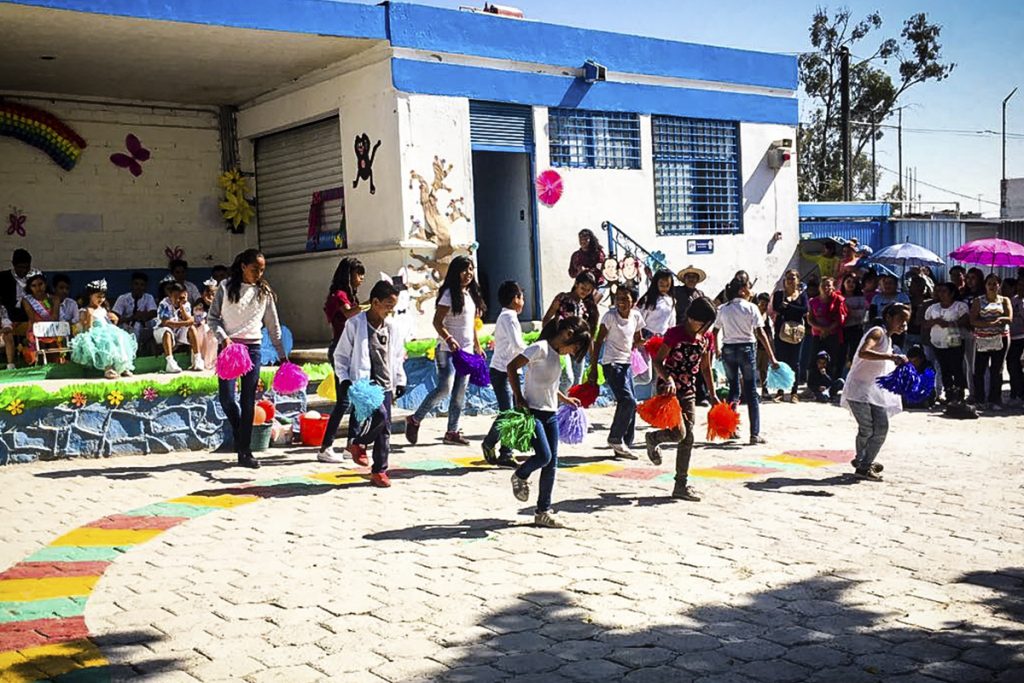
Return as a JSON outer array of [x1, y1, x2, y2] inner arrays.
[[688, 468, 756, 480], [168, 494, 261, 508], [50, 527, 164, 548], [4, 639, 106, 680], [449, 457, 493, 469], [307, 471, 368, 485], [0, 576, 99, 602], [567, 463, 622, 475], [762, 454, 834, 467]]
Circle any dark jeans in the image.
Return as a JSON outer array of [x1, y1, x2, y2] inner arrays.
[[1008, 339, 1024, 400], [722, 343, 759, 437], [484, 367, 514, 456], [813, 334, 844, 381], [217, 343, 261, 458], [603, 362, 637, 446], [352, 390, 392, 473], [646, 393, 696, 487], [321, 338, 356, 451], [773, 336, 801, 395], [933, 345, 966, 402], [515, 410, 559, 513], [973, 337, 1008, 405]]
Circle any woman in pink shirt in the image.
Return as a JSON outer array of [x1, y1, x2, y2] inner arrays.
[[808, 277, 848, 382]]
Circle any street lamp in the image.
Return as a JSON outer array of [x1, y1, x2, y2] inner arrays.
[[1003, 86, 1018, 214]]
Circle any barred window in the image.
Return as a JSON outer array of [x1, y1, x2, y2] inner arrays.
[[549, 109, 641, 169], [653, 116, 742, 235]]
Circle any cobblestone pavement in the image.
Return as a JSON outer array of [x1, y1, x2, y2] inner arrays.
[[1, 402, 1022, 682]]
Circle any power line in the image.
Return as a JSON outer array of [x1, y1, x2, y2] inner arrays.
[[799, 121, 1024, 139], [875, 163, 1000, 205]]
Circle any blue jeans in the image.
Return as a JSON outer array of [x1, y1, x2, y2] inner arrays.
[[722, 342, 760, 437], [413, 346, 469, 433], [558, 355, 587, 393], [848, 400, 889, 469], [603, 362, 636, 446], [515, 410, 559, 513], [217, 343, 262, 457], [484, 367, 513, 456], [353, 390, 392, 473]]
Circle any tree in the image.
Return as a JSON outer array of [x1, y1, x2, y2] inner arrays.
[[798, 9, 954, 201]]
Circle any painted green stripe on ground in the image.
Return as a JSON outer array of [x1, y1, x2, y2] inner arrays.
[[121, 502, 218, 518], [737, 460, 808, 471], [0, 596, 88, 623], [23, 546, 127, 563], [403, 459, 458, 471]]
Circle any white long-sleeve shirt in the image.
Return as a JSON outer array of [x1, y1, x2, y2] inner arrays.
[[489, 308, 526, 372], [333, 312, 407, 391], [207, 280, 285, 357]]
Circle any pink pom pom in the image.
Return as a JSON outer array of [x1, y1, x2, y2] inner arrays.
[[272, 362, 309, 395], [216, 343, 254, 381]]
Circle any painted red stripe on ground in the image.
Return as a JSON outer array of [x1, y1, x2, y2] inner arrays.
[[84, 514, 189, 531], [606, 468, 664, 480], [0, 617, 87, 651], [782, 450, 854, 463], [0, 561, 110, 580], [715, 464, 783, 475]]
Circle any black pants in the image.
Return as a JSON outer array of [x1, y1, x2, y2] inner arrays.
[[933, 345, 966, 402], [813, 334, 844, 383], [322, 337, 357, 451], [1007, 338, 1024, 400], [773, 336, 801, 395], [973, 337, 1008, 405], [354, 390, 393, 473]]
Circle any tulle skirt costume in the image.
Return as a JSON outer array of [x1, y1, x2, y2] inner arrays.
[[71, 316, 137, 373]]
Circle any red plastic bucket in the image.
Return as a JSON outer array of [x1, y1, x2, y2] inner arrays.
[[299, 414, 331, 447]]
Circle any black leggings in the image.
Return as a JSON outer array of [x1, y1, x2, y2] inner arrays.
[[933, 345, 966, 402], [973, 337, 1008, 405]]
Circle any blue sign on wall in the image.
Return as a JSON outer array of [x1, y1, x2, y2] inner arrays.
[[687, 239, 714, 255]]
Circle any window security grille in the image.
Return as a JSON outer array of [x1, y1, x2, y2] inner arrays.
[[548, 109, 641, 169], [652, 116, 742, 235]]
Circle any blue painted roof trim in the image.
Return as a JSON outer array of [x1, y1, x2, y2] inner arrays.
[[799, 202, 892, 219], [387, 3, 797, 91], [393, 59, 798, 126], [2, 0, 387, 39]]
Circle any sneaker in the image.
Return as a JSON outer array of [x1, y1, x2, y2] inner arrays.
[[121, 369, 133, 378], [370, 472, 392, 488], [850, 459, 884, 474], [612, 444, 639, 460], [317, 447, 346, 464], [511, 473, 530, 502], [5, 363, 14, 370], [238, 453, 261, 469], [347, 443, 369, 467], [671, 485, 702, 502], [496, 453, 519, 468], [191, 355, 205, 372], [644, 433, 663, 466], [104, 368, 118, 380], [854, 468, 883, 482], [164, 357, 182, 374], [443, 431, 470, 446], [481, 442, 498, 465], [534, 510, 566, 528], [788, 394, 800, 404], [749, 435, 766, 445], [404, 416, 420, 445]]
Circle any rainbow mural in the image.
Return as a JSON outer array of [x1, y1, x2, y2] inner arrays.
[[0, 101, 86, 171]]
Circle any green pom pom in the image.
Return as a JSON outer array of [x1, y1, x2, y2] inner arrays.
[[495, 408, 536, 452]]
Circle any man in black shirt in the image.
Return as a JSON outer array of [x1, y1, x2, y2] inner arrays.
[[673, 265, 706, 326], [0, 249, 34, 325]]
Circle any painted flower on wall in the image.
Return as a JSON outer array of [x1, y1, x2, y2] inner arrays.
[[6, 399, 25, 415], [107, 390, 124, 407], [71, 392, 87, 409], [178, 385, 192, 398], [218, 169, 255, 231], [142, 387, 159, 402]]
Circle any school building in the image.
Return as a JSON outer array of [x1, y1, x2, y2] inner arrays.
[[0, 0, 799, 341]]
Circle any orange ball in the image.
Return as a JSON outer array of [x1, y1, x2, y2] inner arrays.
[[253, 406, 267, 425], [257, 399, 275, 422]]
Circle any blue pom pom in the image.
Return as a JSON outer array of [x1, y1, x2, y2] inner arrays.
[[348, 379, 385, 423], [765, 363, 796, 392], [261, 325, 294, 365]]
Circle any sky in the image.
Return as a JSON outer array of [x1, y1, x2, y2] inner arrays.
[[357, 0, 1024, 215]]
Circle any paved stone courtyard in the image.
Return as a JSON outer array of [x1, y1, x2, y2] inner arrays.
[[1, 402, 1022, 682]]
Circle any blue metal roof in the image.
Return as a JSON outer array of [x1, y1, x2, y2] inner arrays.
[[799, 202, 892, 220]]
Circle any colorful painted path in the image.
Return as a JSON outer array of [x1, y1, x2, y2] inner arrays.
[[0, 449, 851, 682]]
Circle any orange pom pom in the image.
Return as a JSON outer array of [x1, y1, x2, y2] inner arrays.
[[568, 383, 599, 408], [637, 394, 682, 429], [253, 406, 267, 426], [706, 402, 740, 441]]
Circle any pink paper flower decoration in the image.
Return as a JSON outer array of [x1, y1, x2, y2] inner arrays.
[[536, 170, 563, 207]]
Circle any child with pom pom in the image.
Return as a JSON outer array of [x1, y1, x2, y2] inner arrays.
[[589, 285, 644, 459], [648, 297, 720, 501], [482, 280, 527, 468], [331, 280, 406, 487], [508, 317, 592, 528], [840, 303, 910, 481]]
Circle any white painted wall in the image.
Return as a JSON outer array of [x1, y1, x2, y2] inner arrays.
[[1004, 178, 1024, 219], [0, 96, 247, 271]]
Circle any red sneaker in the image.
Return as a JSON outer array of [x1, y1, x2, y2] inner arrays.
[[370, 472, 391, 488], [347, 443, 369, 467], [443, 431, 470, 446]]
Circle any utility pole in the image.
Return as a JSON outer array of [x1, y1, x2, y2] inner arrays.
[[871, 114, 877, 200], [840, 47, 852, 201], [897, 108, 903, 212], [1003, 87, 1018, 214]]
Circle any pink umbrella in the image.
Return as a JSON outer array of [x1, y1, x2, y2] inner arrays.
[[949, 238, 1024, 269], [536, 170, 563, 206]]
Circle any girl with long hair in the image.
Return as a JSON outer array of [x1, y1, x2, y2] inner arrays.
[[70, 279, 137, 379], [543, 271, 598, 392], [405, 256, 486, 446], [638, 269, 675, 337], [208, 249, 287, 468]]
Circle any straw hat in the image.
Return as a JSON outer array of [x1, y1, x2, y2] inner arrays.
[[676, 265, 707, 283]]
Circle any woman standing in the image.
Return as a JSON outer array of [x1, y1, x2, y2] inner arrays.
[[808, 277, 848, 383], [318, 257, 366, 464], [208, 249, 287, 469], [923, 282, 969, 403], [568, 229, 606, 289], [771, 270, 808, 402], [405, 256, 485, 446], [841, 304, 910, 481], [840, 272, 868, 372], [970, 274, 1012, 411]]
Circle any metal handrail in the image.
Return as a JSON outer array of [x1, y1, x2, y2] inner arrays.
[[602, 220, 672, 275]]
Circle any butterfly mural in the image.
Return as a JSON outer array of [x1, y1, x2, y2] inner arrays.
[[7, 208, 26, 237], [109, 134, 151, 177]]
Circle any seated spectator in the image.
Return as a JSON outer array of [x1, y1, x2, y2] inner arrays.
[[870, 274, 911, 320], [805, 351, 844, 402], [52, 273, 80, 326], [154, 282, 201, 374], [904, 345, 936, 409], [169, 258, 201, 304], [21, 273, 63, 365], [211, 264, 229, 283], [0, 304, 15, 369], [0, 249, 37, 328], [192, 279, 219, 368], [111, 272, 158, 345]]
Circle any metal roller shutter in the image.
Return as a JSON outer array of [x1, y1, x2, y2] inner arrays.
[[255, 118, 344, 257], [469, 101, 534, 151]]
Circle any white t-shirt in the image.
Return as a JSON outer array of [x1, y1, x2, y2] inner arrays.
[[925, 301, 968, 348], [715, 299, 764, 344], [599, 308, 643, 364], [522, 340, 562, 411], [641, 295, 675, 335], [438, 288, 476, 352], [490, 308, 526, 371]]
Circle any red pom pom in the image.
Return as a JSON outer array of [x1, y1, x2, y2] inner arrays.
[[706, 403, 741, 441], [568, 383, 599, 408], [637, 394, 682, 429], [644, 335, 665, 359]]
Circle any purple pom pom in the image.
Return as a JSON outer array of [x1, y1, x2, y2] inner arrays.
[[556, 404, 589, 444], [452, 348, 491, 387], [272, 362, 309, 395], [216, 343, 254, 380]]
